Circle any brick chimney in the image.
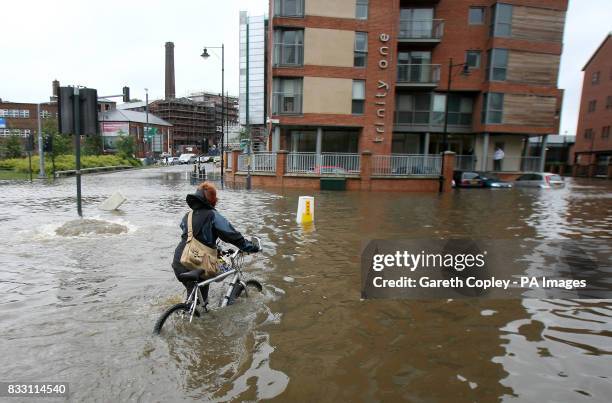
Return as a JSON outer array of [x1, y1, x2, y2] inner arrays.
[[165, 42, 175, 99], [51, 79, 60, 102]]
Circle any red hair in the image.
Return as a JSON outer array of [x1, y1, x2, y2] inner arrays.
[[198, 182, 218, 207]]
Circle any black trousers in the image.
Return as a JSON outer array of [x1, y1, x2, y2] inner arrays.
[[494, 159, 502, 171], [172, 262, 210, 301]]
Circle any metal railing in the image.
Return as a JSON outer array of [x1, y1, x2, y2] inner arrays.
[[286, 153, 360, 175], [226, 152, 233, 170], [397, 64, 441, 84], [273, 43, 304, 66], [237, 152, 276, 173], [372, 154, 442, 176], [455, 155, 477, 171], [486, 156, 542, 172], [399, 19, 445, 40]]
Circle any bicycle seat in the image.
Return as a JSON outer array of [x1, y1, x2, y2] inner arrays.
[[178, 269, 204, 282]]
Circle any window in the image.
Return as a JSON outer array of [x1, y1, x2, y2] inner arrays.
[[584, 129, 593, 139], [490, 3, 513, 37], [274, 0, 304, 17], [607, 96, 612, 109], [469, 7, 485, 25], [602, 126, 610, 139], [482, 92, 504, 124], [592, 71, 601, 85], [273, 29, 304, 66], [354, 32, 368, 67], [487, 49, 508, 81], [395, 93, 473, 126], [400, 8, 435, 39], [272, 78, 303, 115], [352, 80, 366, 114], [356, 0, 368, 19], [466, 50, 481, 69], [398, 51, 435, 82], [588, 100, 597, 113]]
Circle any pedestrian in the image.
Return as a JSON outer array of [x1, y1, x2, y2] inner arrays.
[[493, 147, 505, 171]]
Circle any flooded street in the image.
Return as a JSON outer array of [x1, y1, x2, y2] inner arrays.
[[1, 166, 611, 402]]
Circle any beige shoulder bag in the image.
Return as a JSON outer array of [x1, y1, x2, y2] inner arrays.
[[179, 211, 219, 278]]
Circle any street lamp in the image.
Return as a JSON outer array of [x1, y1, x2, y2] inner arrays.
[[145, 88, 149, 160], [441, 58, 470, 152], [201, 44, 225, 189], [439, 58, 470, 193]]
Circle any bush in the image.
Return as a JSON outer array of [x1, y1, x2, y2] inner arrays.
[[0, 154, 141, 175]]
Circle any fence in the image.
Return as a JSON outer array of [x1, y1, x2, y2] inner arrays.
[[237, 152, 276, 173], [398, 19, 445, 40], [372, 154, 442, 176], [285, 153, 361, 175], [486, 156, 541, 172], [397, 64, 441, 84]]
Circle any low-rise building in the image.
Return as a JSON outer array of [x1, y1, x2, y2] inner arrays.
[[573, 33, 612, 178], [100, 109, 173, 158]]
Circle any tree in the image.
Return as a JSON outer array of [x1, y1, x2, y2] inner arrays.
[[115, 132, 135, 159], [83, 135, 103, 156], [5, 133, 22, 158], [43, 119, 72, 158]]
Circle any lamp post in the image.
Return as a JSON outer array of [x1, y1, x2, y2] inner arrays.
[[439, 58, 470, 192], [145, 88, 149, 160], [201, 44, 224, 189]]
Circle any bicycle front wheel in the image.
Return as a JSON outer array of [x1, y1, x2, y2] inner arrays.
[[153, 303, 199, 335]]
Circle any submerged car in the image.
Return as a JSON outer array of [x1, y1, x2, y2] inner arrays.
[[514, 173, 565, 189], [453, 171, 512, 188], [478, 172, 513, 188]]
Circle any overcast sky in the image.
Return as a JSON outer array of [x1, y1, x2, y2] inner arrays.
[[1, 0, 610, 136]]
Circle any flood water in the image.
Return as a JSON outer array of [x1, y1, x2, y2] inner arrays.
[[0, 165, 611, 402]]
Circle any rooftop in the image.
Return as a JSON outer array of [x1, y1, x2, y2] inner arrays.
[[99, 109, 172, 126]]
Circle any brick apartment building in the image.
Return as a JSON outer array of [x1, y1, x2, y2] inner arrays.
[[0, 101, 57, 139], [266, 0, 567, 174], [573, 33, 612, 178]]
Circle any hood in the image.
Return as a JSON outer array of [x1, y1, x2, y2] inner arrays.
[[186, 189, 214, 210]]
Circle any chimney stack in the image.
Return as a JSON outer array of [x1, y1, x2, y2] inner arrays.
[[51, 79, 60, 102], [165, 42, 176, 99]]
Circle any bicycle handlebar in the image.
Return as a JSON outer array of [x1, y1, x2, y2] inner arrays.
[[225, 236, 262, 261]]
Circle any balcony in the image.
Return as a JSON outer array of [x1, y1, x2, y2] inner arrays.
[[398, 19, 445, 43], [397, 64, 441, 87]]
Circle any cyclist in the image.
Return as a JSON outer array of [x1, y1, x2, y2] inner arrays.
[[172, 181, 259, 300]]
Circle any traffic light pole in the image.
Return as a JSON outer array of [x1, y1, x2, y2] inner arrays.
[[73, 87, 83, 217]]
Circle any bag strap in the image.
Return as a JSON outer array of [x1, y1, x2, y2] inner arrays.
[[187, 211, 194, 242]]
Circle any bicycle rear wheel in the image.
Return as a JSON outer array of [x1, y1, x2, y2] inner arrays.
[[153, 303, 200, 335]]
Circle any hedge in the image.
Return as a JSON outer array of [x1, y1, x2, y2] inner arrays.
[[0, 155, 141, 176]]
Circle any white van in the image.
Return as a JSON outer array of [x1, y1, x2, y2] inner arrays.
[[178, 153, 196, 165]]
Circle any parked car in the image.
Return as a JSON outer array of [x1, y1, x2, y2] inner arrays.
[[167, 157, 179, 165], [478, 172, 513, 188], [178, 153, 196, 165], [198, 155, 213, 163], [213, 156, 221, 164], [453, 171, 484, 188], [514, 173, 565, 189]]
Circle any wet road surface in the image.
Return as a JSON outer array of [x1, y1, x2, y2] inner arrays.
[[0, 165, 610, 402]]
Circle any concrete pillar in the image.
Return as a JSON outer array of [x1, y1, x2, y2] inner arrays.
[[360, 150, 372, 191], [607, 163, 612, 179], [272, 126, 280, 152], [481, 133, 489, 171], [441, 151, 456, 193], [423, 132, 430, 155], [316, 127, 323, 167], [539, 135, 548, 172], [588, 163, 597, 178]]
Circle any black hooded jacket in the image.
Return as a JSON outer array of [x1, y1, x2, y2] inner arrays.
[[172, 190, 254, 267]]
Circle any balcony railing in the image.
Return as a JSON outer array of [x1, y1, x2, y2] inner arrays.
[[372, 154, 442, 176], [273, 43, 304, 67], [455, 155, 477, 171], [397, 64, 441, 84], [272, 93, 303, 115], [237, 152, 277, 173], [399, 19, 445, 40], [286, 153, 360, 175], [486, 157, 542, 172]]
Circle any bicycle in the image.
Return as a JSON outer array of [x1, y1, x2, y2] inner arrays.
[[153, 237, 263, 335]]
